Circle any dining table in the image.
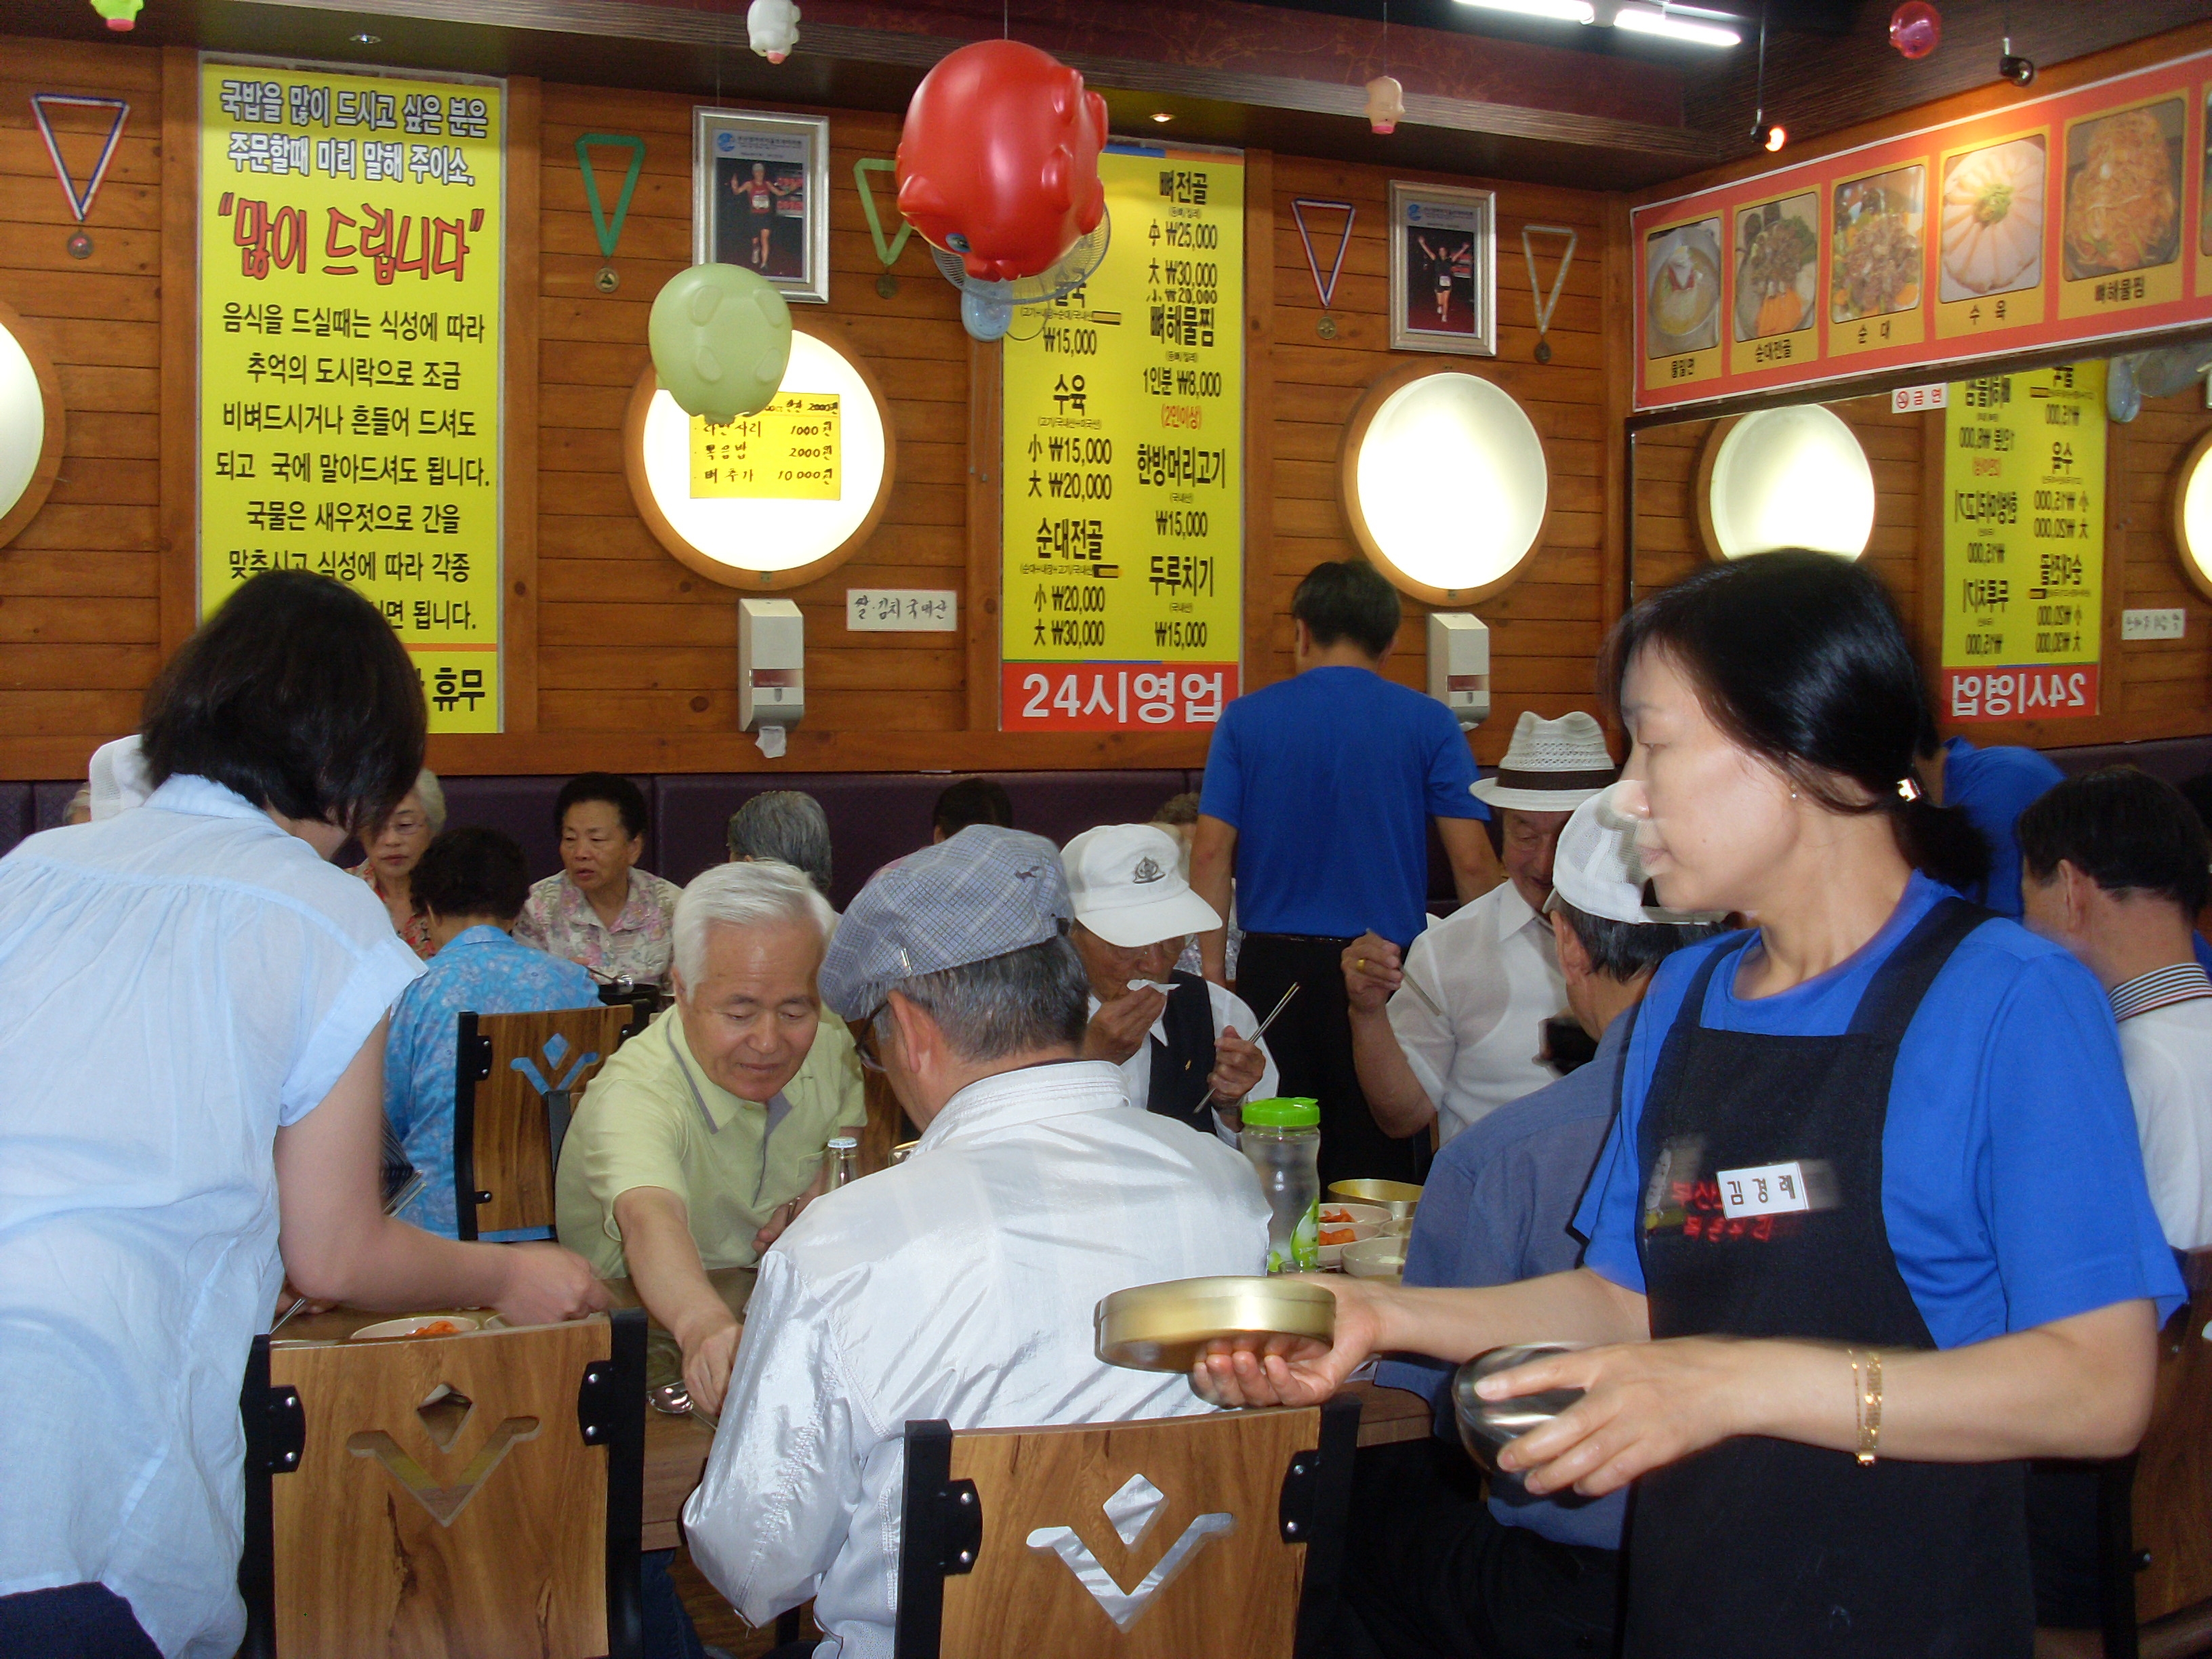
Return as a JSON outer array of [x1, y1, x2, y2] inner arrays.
[[276, 1269, 1438, 1552]]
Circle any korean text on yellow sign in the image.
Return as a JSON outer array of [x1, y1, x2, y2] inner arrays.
[[1939, 361, 2105, 722], [689, 394, 840, 499], [198, 60, 504, 733], [1000, 145, 1244, 733]]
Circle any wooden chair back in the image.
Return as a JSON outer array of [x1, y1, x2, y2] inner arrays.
[[2134, 1248, 2212, 1624], [896, 1395, 1357, 1659], [457, 1004, 638, 1238], [238, 1308, 645, 1659]]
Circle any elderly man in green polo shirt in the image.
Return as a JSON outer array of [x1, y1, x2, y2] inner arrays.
[[556, 858, 865, 1412]]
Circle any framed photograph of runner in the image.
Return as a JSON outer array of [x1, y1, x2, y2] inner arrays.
[[1388, 181, 1497, 356], [693, 108, 831, 304]]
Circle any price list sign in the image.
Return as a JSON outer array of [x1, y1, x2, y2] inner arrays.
[[690, 394, 840, 499], [1000, 143, 1243, 732], [197, 61, 504, 733], [1940, 361, 2106, 722]]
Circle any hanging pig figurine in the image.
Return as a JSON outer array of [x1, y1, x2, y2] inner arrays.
[[1365, 75, 1405, 135], [747, 0, 800, 63], [895, 39, 1109, 283]]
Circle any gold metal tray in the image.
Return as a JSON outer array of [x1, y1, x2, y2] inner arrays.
[[1328, 1179, 1424, 1220], [1094, 1275, 1336, 1372]]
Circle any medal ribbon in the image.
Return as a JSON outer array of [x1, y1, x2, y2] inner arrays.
[[1520, 224, 1578, 342], [1291, 197, 1355, 310], [575, 133, 646, 260], [30, 94, 130, 223], [853, 158, 913, 270]]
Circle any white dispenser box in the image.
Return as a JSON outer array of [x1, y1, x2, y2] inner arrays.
[[1427, 612, 1490, 730], [739, 598, 805, 734]]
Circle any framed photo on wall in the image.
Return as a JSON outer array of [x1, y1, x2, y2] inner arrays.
[[1388, 181, 1497, 356], [693, 108, 830, 304]]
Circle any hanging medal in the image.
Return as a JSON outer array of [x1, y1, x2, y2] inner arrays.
[[853, 158, 913, 298], [575, 133, 645, 293], [30, 94, 130, 260], [1292, 197, 1355, 339], [1520, 224, 1577, 363]]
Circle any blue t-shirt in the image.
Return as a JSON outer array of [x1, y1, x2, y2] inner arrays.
[[383, 924, 602, 1237], [1574, 873, 2182, 1346], [1197, 665, 1483, 946], [1943, 737, 2063, 918], [1376, 1017, 1629, 1553]]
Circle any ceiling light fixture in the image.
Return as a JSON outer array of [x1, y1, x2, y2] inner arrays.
[[1452, 0, 1599, 22], [1149, 110, 1172, 123], [351, 31, 381, 44], [1997, 33, 2034, 85], [1612, 3, 1742, 47], [1748, 3, 1784, 150]]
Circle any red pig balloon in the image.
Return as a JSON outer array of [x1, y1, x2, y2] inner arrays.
[[896, 39, 1109, 283]]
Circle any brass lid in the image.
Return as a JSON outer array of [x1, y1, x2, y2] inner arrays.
[[1328, 1179, 1424, 1216], [1094, 1275, 1336, 1373]]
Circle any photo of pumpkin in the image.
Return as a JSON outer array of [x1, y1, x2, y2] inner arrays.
[[1939, 136, 2045, 303]]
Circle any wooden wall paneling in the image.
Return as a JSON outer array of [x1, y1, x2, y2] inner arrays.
[[2102, 403, 2132, 731], [500, 75, 541, 737], [157, 45, 191, 663], [1599, 193, 1631, 640], [1242, 148, 1274, 699], [964, 334, 997, 732]]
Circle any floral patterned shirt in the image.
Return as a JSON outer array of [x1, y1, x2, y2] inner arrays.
[[515, 867, 683, 985], [350, 861, 436, 960]]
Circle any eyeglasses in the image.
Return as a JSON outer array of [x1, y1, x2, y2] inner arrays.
[[854, 1016, 886, 1073]]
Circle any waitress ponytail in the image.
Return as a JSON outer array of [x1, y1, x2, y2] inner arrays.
[[1605, 550, 2009, 899], [1893, 797, 1992, 897]]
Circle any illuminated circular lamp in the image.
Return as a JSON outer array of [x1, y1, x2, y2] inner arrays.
[[0, 297, 65, 551], [1697, 404, 1875, 562], [1339, 365, 1549, 605], [623, 323, 895, 590], [2171, 428, 2212, 605]]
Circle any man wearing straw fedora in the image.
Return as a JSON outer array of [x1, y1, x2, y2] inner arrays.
[[1345, 712, 1616, 1149]]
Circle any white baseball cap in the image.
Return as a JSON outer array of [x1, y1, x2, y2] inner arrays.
[[1061, 823, 1222, 949], [1544, 785, 1726, 926]]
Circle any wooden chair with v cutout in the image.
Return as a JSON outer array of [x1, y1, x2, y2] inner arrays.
[[455, 1003, 642, 1240], [895, 1395, 1358, 1659], [237, 1307, 647, 1659]]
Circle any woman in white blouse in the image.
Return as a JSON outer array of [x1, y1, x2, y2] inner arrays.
[[0, 571, 607, 1658]]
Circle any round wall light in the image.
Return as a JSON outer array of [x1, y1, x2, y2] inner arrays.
[[1338, 364, 1549, 605], [624, 321, 895, 590], [1696, 403, 1875, 561], [2171, 426, 2212, 605], [0, 298, 65, 552]]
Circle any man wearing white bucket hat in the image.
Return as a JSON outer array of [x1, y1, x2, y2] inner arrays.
[[1345, 711, 1615, 1147], [1061, 825, 1277, 1139], [1344, 786, 1726, 1659]]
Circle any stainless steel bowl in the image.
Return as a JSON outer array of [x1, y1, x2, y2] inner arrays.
[[1452, 1343, 1585, 1475]]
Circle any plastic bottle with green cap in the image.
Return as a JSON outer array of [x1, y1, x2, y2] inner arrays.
[[1241, 1097, 1322, 1273]]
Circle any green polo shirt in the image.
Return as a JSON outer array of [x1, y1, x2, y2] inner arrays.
[[555, 1002, 866, 1278]]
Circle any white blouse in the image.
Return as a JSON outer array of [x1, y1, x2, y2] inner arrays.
[[0, 775, 421, 1656]]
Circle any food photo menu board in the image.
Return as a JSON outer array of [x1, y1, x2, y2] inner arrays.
[[1634, 48, 2212, 413]]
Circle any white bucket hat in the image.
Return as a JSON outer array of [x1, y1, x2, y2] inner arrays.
[[1061, 823, 1222, 949], [1544, 785, 1728, 925], [1471, 711, 1616, 813]]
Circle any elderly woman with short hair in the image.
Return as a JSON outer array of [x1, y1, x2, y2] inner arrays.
[[352, 767, 446, 958], [726, 789, 835, 903]]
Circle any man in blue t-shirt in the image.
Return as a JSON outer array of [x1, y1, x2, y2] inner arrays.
[[1192, 558, 1500, 1185], [1927, 735, 2063, 918]]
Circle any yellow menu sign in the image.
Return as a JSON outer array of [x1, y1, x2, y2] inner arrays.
[[1939, 361, 2105, 722], [690, 394, 840, 499], [198, 61, 504, 732], [1000, 144, 1244, 732]]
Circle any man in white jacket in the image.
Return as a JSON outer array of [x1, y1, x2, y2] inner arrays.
[[682, 826, 1269, 1658]]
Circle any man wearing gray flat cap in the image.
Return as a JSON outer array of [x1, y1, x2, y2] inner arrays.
[[1341, 788, 1727, 1659], [684, 826, 1268, 1659]]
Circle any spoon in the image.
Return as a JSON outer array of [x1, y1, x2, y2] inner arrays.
[[649, 1380, 693, 1416]]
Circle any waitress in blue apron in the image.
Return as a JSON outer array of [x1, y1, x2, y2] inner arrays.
[[1197, 550, 2182, 1656]]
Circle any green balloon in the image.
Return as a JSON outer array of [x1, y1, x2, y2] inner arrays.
[[649, 262, 794, 422]]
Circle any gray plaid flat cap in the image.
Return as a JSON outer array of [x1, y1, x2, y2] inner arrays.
[[818, 825, 1073, 1021]]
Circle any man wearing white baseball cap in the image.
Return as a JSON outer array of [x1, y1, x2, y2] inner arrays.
[[1344, 710, 1614, 1147], [1062, 824, 1276, 1139], [1344, 787, 1727, 1659]]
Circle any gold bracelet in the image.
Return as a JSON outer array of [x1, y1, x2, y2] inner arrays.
[[1856, 1349, 1882, 1467]]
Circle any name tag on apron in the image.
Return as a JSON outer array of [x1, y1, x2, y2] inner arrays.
[[1717, 1161, 1811, 1218]]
